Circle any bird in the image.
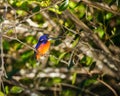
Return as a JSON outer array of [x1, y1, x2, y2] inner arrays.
[[35, 34, 51, 61]]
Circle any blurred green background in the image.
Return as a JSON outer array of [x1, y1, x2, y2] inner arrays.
[[0, 0, 120, 96]]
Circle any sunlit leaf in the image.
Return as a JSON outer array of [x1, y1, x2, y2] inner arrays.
[[32, 13, 44, 23], [5, 86, 9, 94], [49, 5, 62, 14], [53, 77, 61, 83], [80, 55, 93, 66], [17, 9, 28, 16], [72, 72, 77, 84], [49, 55, 58, 64], [94, 27, 105, 38], [86, 56, 93, 66], [39, 0, 50, 7], [105, 13, 113, 20], [16, 1, 23, 7], [72, 34, 80, 47], [57, 52, 67, 64], [0, 91, 4, 96], [11, 86, 23, 94], [7, 29, 14, 35], [26, 36, 35, 43], [77, 4, 86, 18], [69, 1, 76, 9], [86, 12, 93, 21], [14, 43, 22, 50]]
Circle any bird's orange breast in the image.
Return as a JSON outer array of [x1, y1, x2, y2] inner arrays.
[[36, 41, 50, 60]]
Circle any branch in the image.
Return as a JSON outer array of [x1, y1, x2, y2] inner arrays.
[[61, 83, 99, 96], [97, 78, 118, 96], [63, 10, 111, 54], [3, 35, 36, 52], [82, 0, 120, 16], [0, 2, 8, 92]]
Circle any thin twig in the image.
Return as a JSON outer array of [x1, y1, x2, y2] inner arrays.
[[3, 35, 36, 52], [50, 55, 68, 65], [97, 78, 118, 96], [63, 25, 77, 34], [60, 83, 99, 96]]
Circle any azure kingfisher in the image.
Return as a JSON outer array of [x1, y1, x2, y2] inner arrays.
[[35, 34, 51, 61]]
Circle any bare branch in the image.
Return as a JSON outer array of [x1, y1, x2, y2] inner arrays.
[[97, 78, 118, 96]]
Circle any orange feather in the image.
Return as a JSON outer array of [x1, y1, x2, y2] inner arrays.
[[36, 41, 50, 60]]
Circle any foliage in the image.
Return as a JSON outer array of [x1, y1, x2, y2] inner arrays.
[[0, 0, 120, 96]]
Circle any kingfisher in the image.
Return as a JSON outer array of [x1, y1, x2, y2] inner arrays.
[[35, 34, 51, 61]]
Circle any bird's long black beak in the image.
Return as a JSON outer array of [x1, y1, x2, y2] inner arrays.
[[48, 36, 64, 40]]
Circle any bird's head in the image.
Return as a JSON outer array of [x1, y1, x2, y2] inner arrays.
[[35, 34, 49, 49], [38, 34, 49, 44]]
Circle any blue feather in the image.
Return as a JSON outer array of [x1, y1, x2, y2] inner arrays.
[[35, 34, 48, 49]]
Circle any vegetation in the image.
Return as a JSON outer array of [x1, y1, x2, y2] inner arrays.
[[0, 0, 120, 96]]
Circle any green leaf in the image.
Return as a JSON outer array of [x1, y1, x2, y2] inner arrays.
[[72, 72, 77, 84], [11, 86, 23, 94], [86, 12, 93, 21], [80, 55, 86, 64], [26, 36, 35, 43], [83, 79, 97, 87], [32, 5, 40, 12], [57, 52, 67, 64], [62, 89, 76, 96], [94, 27, 105, 38], [80, 55, 93, 66], [49, 54, 56, 64], [14, 43, 22, 50], [86, 56, 93, 66], [78, 4, 86, 18], [53, 77, 61, 83], [3, 41, 10, 50], [105, 13, 113, 20], [5, 86, 9, 94], [69, 1, 76, 9], [72, 34, 80, 47], [21, 51, 33, 60], [39, 0, 50, 7], [0, 91, 4, 96], [17, 10, 27, 16], [89, 62, 96, 72], [49, 5, 62, 14], [20, 1, 29, 11], [59, 0, 69, 11]]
